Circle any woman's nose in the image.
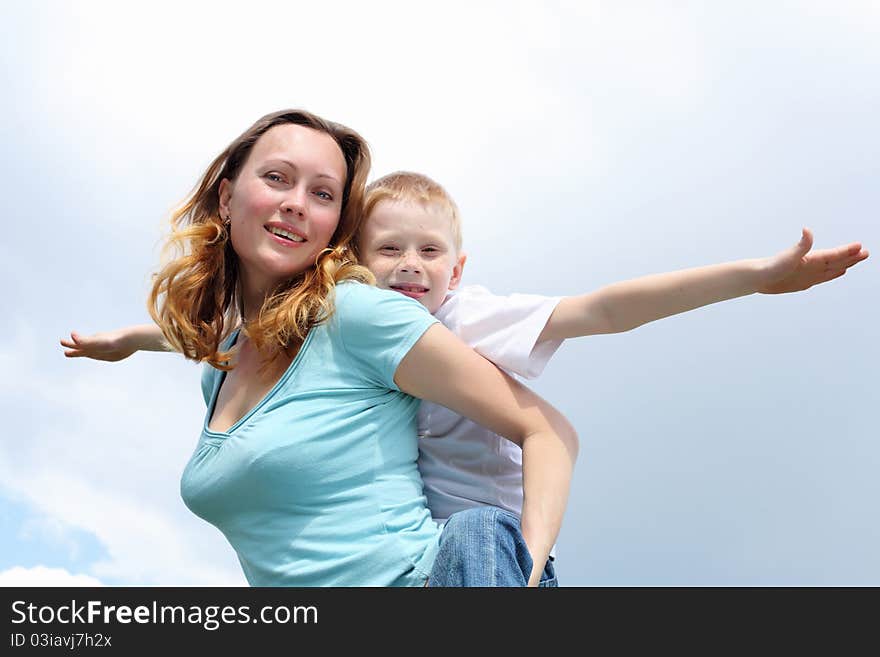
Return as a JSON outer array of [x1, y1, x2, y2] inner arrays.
[[280, 187, 307, 216]]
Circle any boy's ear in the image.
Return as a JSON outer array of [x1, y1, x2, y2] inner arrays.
[[218, 178, 232, 220], [448, 251, 467, 291]]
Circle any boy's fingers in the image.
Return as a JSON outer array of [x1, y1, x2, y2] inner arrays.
[[817, 244, 859, 261], [837, 243, 863, 257], [844, 252, 870, 267], [794, 229, 812, 254], [832, 246, 867, 262], [799, 227, 812, 242], [838, 244, 865, 259], [810, 246, 865, 269], [823, 251, 869, 271], [826, 242, 861, 255], [820, 269, 847, 283]]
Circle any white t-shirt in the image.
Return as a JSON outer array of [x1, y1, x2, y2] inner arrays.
[[417, 285, 563, 523]]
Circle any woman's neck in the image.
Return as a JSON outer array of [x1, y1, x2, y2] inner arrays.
[[238, 272, 271, 326]]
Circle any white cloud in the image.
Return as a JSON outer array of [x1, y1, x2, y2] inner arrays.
[[0, 318, 245, 586], [17, 516, 85, 563], [0, 566, 104, 587]]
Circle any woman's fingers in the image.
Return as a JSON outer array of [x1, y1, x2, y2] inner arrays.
[[60, 331, 85, 349]]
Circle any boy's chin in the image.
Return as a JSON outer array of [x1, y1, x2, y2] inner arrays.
[[420, 293, 446, 314]]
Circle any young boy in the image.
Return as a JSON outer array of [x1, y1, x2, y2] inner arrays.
[[63, 171, 869, 583]]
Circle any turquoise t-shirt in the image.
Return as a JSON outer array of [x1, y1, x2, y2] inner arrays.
[[181, 282, 442, 586]]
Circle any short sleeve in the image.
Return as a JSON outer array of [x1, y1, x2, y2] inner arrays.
[[333, 282, 439, 390], [435, 285, 563, 379]]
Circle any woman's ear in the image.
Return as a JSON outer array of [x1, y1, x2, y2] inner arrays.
[[218, 178, 232, 221]]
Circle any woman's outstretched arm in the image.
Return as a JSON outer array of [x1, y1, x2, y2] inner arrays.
[[61, 324, 170, 361]]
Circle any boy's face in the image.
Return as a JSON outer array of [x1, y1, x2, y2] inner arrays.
[[358, 199, 466, 314]]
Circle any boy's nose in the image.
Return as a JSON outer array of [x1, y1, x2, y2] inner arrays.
[[398, 253, 422, 274]]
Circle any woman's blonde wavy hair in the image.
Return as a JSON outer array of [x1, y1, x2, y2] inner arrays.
[[149, 109, 375, 370]]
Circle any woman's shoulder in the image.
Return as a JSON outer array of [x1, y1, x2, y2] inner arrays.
[[330, 282, 438, 383], [333, 282, 435, 335]]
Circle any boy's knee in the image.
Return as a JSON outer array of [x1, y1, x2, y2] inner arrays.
[[431, 506, 527, 587], [441, 507, 521, 547], [443, 506, 497, 536], [446, 507, 528, 566]]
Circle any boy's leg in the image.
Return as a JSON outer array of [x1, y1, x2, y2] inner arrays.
[[427, 506, 556, 587]]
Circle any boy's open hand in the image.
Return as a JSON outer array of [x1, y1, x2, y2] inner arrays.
[[757, 228, 869, 295], [60, 329, 139, 362]]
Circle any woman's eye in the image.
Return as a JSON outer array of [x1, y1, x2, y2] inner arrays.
[[265, 173, 284, 183], [379, 246, 399, 253], [314, 190, 333, 201]]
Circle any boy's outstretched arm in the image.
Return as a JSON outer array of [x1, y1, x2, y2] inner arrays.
[[539, 228, 869, 341], [61, 324, 170, 361]]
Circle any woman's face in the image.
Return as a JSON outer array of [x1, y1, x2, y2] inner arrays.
[[219, 123, 348, 295]]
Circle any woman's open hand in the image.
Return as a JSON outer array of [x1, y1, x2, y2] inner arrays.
[[60, 329, 140, 362]]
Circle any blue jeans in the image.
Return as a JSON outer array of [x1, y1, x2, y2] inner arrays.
[[427, 506, 558, 587]]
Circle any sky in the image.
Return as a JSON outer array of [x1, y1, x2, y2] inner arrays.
[[1, 0, 877, 586]]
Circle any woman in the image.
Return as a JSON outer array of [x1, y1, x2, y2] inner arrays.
[[104, 109, 577, 586]]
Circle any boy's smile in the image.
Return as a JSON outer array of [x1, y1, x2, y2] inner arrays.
[[390, 282, 430, 300], [358, 199, 466, 314]]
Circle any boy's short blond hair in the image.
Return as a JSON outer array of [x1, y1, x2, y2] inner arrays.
[[364, 171, 463, 251]]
